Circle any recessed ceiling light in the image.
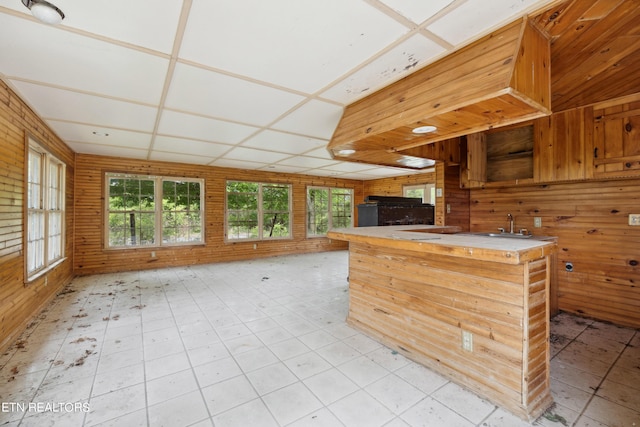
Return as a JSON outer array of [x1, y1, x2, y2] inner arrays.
[[337, 149, 356, 155], [412, 125, 437, 134], [397, 157, 436, 168], [92, 131, 109, 137]]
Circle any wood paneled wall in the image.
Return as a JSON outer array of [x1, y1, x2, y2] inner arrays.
[[74, 154, 363, 275], [0, 80, 75, 352], [362, 169, 435, 196], [469, 180, 640, 328]]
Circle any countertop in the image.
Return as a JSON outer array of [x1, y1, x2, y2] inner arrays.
[[327, 225, 557, 265]]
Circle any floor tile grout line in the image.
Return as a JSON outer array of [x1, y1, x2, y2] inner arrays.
[[565, 324, 638, 427], [150, 266, 215, 426], [81, 274, 130, 427]]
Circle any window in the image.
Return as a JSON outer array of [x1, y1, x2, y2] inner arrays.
[[26, 140, 65, 279], [226, 181, 291, 241], [307, 187, 353, 237], [403, 183, 436, 205], [106, 174, 203, 248]]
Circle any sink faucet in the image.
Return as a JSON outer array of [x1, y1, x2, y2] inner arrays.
[[507, 213, 514, 234]]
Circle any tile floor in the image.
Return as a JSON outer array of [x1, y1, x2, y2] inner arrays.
[[0, 251, 638, 427]]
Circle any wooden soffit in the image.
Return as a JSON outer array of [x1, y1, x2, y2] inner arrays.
[[328, 17, 551, 170]]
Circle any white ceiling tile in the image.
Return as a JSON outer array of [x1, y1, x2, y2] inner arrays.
[[426, 0, 549, 46], [51, 0, 183, 53], [223, 147, 292, 164], [259, 165, 309, 174], [165, 63, 305, 126], [66, 142, 148, 159], [158, 110, 259, 144], [304, 169, 343, 178], [276, 156, 339, 169], [10, 81, 158, 131], [47, 121, 152, 149], [321, 35, 446, 104], [211, 159, 268, 170], [149, 151, 215, 165], [378, 0, 456, 24], [0, 14, 169, 104], [180, 0, 409, 93], [0, 0, 184, 53], [242, 130, 327, 155], [152, 136, 232, 158], [304, 147, 334, 160], [272, 100, 343, 139]]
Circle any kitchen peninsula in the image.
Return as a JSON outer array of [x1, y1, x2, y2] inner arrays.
[[327, 225, 556, 421]]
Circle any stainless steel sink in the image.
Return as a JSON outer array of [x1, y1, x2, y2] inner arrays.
[[458, 232, 533, 239], [483, 233, 533, 239]]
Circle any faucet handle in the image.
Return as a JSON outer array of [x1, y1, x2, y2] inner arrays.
[[497, 227, 505, 233], [519, 228, 528, 235]]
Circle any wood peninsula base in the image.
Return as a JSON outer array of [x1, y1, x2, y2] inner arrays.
[[328, 226, 556, 421]]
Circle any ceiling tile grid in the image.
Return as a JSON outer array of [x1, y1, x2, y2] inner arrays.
[[0, 0, 557, 179]]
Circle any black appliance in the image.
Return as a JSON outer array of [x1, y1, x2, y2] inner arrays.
[[357, 195, 434, 227]]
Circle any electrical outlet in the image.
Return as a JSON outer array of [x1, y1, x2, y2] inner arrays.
[[629, 214, 640, 226], [534, 217, 542, 228], [151, 251, 156, 258], [461, 330, 473, 352], [446, 204, 451, 214]]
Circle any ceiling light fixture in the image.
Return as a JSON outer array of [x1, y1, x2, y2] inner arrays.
[[412, 125, 437, 134], [21, 0, 65, 25], [337, 149, 356, 156]]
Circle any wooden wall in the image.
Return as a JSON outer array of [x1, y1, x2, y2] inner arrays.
[[0, 79, 75, 352], [469, 180, 640, 328], [74, 154, 363, 275]]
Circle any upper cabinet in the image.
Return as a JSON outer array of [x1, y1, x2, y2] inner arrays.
[[461, 94, 640, 188], [460, 123, 535, 189], [534, 108, 587, 183], [592, 96, 640, 178]]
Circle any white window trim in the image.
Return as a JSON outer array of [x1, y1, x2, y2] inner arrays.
[[26, 138, 66, 282], [105, 173, 205, 249], [403, 183, 436, 205], [225, 181, 293, 242]]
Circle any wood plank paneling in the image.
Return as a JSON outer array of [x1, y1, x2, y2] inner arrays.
[[73, 154, 363, 275], [346, 242, 552, 421], [0, 79, 75, 353], [470, 179, 640, 328]]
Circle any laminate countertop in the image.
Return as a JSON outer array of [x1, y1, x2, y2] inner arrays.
[[327, 225, 556, 265]]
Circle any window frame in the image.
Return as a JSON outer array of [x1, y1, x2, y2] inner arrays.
[[104, 173, 205, 249], [403, 183, 436, 205], [25, 138, 66, 281], [225, 180, 292, 242], [306, 186, 354, 238]]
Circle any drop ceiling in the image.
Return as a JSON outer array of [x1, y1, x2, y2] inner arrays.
[[0, 0, 558, 180]]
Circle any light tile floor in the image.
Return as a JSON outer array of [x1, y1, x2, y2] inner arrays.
[[1, 251, 639, 427]]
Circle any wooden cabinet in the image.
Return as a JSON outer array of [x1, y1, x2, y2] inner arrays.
[[460, 123, 535, 189], [460, 95, 640, 187], [534, 108, 587, 182], [592, 96, 640, 178]]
